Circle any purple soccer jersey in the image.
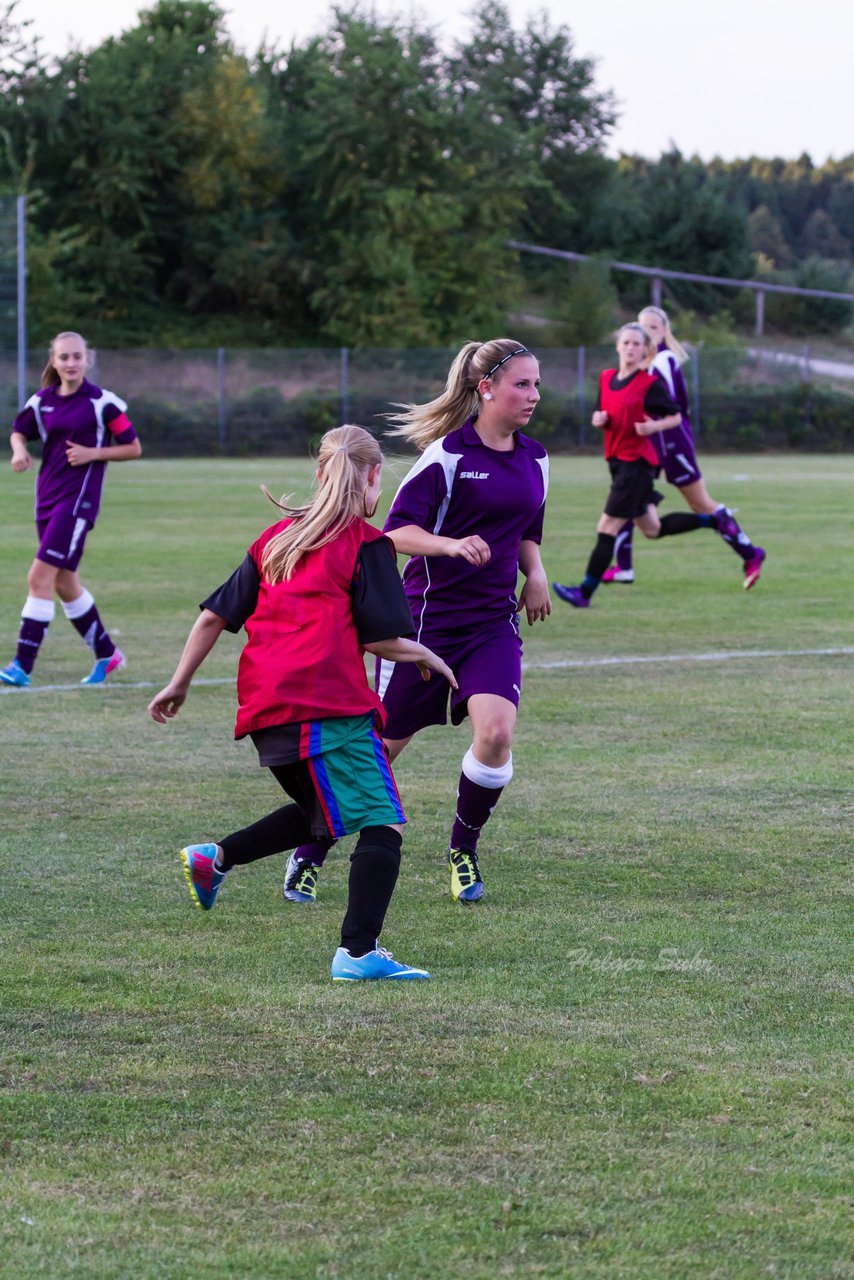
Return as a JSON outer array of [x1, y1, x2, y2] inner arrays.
[[649, 348, 702, 487], [12, 379, 138, 524], [383, 418, 549, 635]]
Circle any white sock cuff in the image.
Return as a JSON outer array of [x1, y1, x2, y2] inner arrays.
[[462, 747, 513, 789], [23, 596, 55, 623], [62, 589, 95, 620]]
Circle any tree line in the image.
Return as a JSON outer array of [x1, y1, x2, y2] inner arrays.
[[1, 0, 852, 347]]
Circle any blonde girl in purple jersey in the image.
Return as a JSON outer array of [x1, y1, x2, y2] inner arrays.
[[601, 306, 766, 590], [284, 339, 550, 907], [1, 332, 142, 688]]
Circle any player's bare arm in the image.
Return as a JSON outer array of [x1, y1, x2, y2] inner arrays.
[[148, 609, 227, 722], [386, 524, 490, 566], [66, 439, 143, 466], [9, 431, 33, 471], [364, 636, 458, 688], [635, 413, 681, 437], [517, 539, 551, 624]]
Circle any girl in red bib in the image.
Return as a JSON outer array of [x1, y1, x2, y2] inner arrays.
[[148, 425, 456, 981], [553, 323, 721, 608]]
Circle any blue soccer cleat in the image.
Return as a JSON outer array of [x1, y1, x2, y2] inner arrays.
[[0, 659, 30, 687], [448, 847, 484, 903], [81, 648, 125, 685], [331, 947, 431, 981], [180, 844, 227, 911], [552, 582, 589, 608]]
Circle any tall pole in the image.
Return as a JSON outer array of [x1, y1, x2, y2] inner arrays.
[[341, 347, 349, 424], [17, 195, 26, 409]]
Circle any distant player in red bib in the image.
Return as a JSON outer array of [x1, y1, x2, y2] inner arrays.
[[553, 323, 724, 609], [599, 306, 766, 590], [1, 331, 142, 687], [285, 339, 551, 906], [147, 425, 457, 982]]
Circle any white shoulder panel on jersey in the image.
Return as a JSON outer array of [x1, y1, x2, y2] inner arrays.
[[391, 436, 463, 537], [535, 453, 550, 505], [25, 392, 46, 440], [651, 350, 677, 397], [90, 389, 128, 445]]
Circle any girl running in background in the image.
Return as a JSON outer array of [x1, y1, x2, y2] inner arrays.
[[285, 340, 550, 908], [553, 323, 723, 609], [600, 305, 765, 589], [1, 331, 142, 688], [148, 425, 457, 982]]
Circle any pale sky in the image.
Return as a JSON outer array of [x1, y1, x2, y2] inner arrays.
[[15, 0, 854, 163]]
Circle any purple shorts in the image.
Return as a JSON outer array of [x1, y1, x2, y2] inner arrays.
[[654, 423, 702, 488], [376, 618, 523, 738], [36, 511, 93, 571]]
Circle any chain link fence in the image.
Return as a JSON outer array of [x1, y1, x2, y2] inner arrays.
[[2, 343, 853, 454]]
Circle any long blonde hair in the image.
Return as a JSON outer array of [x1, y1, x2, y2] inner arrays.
[[387, 338, 531, 451], [41, 331, 94, 389], [261, 424, 383, 584], [638, 306, 690, 365]]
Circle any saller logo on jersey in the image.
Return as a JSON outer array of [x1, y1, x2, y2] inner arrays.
[[460, 470, 489, 480]]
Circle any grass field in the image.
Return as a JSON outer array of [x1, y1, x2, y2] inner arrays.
[[1, 453, 852, 1280]]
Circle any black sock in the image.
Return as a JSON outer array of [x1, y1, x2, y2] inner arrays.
[[340, 826, 402, 958], [656, 512, 705, 537], [582, 533, 616, 596], [218, 803, 313, 870]]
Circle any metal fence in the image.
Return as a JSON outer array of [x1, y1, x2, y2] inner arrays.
[[2, 343, 853, 454]]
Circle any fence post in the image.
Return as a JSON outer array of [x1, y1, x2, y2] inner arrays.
[[216, 348, 226, 450], [755, 289, 765, 336], [340, 347, 349, 424], [691, 343, 701, 437], [17, 195, 26, 410], [801, 342, 810, 382], [651, 276, 662, 308], [577, 345, 586, 445]]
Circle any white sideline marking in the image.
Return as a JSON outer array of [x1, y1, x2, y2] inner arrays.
[[2, 647, 852, 696], [523, 646, 854, 672]]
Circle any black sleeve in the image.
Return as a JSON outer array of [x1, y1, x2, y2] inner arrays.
[[200, 554, 260, 633], [644, 380, 679, 417], [351, 537, 415, 644]]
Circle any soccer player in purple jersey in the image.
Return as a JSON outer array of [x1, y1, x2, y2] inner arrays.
[[284, 339, 550, 906], [600, 306, 766, 590], [1, 331, 142, 688]]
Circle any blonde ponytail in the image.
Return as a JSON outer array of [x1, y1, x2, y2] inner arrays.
[[261, 425, 383, 584], [638, 306, 690, 365], [387, 338, 531, 451]]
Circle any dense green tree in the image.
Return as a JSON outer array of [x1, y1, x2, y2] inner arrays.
[[6, 0, 854, 345], [747, 204, 793, 268], [447, 3, 616, 251], [269, 8, 529, 344]]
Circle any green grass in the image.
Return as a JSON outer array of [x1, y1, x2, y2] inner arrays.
[[1, 454, 852, 1279]]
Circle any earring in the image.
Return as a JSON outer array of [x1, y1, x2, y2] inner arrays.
[[483, 393, 493, 400]]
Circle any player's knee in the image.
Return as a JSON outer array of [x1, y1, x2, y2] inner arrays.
[[27, 561, 55, 593], [464, 743, 513, 782], [352, 825, 402, 865]]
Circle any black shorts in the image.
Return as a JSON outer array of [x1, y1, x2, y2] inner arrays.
[[604, 458, 663, 520]]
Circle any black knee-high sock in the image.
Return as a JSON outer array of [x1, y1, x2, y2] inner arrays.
[[340, 826, 402, 958], [656, 512, 711, 537], [218, 803, 313, 870], [580, 533, 616, 598]]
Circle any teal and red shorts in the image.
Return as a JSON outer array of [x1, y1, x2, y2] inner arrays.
[[250, 712, 405, 838]]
